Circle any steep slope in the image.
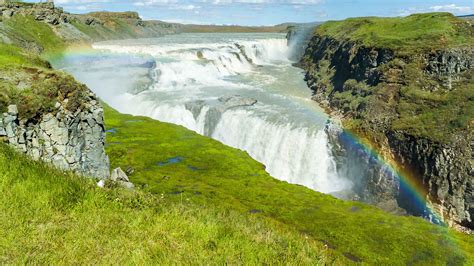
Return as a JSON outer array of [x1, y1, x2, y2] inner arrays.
[[0, 7, 110, 177], [103, 104, 473, 264], [0, 144, 339, 264], [0, 2, 180, 45], [0, 2, 182, 177], [300, 13, 473, 232]]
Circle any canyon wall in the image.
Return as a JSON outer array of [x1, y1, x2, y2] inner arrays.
[[300, 21, 473, 232], [0, 2, 181, 45], [0, 97, 109, 179]]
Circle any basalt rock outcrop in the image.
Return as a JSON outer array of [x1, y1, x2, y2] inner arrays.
[[185, 95, 258, 136], [300, 17, 473, 232], [0, 97, 110, 179], [0, 1, 184, 179]]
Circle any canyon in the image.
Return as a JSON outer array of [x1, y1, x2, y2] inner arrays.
[[0, 4, 472, 263], [300, 13, 473, 232], [1, 2, 472, 233]]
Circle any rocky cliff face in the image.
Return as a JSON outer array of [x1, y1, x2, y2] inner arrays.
[[0, 94, 109, 179], [0, 2, 181, 44], [301, 34, 473, 233], [1, 2, 69, 24], [0, 2, 180, 180]]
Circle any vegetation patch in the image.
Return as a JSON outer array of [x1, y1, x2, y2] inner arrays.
[[316, 13, 473, 53], [103, 104, 473, 264], [0, 65, 89, 120], [0, 144, 336, 264], [3, 15, 66, 54]]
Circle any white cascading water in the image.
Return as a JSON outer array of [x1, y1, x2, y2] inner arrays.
[[212, 110, 345, 192], [60, 33, 352, 195]]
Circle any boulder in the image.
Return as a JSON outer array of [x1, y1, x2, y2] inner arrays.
[[0, 119, 6, 136], [7, 104, 18, 115], [3, 9, 13, 18], [218, 95, 257, 109], [110, 167, 134, 189]]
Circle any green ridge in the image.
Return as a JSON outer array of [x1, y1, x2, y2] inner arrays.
[[316, 13, 473, 53], [303, 12, 473, 143]]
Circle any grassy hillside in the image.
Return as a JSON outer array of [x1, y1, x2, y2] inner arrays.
[[2, 15, 66, 54], [0, 105, 472, 264], [316, 13, 473, 53], [0, 144, 337, 264], [0, 40, 89, 119], [70, 12, 179, 41], [103, 105, 473, 264]]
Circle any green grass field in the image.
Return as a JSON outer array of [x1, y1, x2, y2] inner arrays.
[[316, 13, 473, 53], [103, 105, 474, 264], [0, 105, 472, 264], [0, 144, 339, 264]]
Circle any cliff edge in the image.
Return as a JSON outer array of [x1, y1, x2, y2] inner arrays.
[[300, 13, 473, 232], [0, 2, 179, 178]]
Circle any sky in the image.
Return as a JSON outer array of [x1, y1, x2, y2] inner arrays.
[[26, 0, 474, 25]]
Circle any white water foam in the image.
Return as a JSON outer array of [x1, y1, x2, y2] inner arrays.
[[89, 34, 352, 195], [213, 109, 350, 193]]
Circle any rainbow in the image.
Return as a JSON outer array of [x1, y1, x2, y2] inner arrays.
[[46, 45, 117, 66], [51, 45, 447, 226], [336, 127, 445, 225], [50, 45, 447, 226]]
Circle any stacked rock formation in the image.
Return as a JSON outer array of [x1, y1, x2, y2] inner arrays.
[[0, 95, 110, 179]]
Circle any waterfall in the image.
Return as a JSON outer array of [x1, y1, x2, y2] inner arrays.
[[82, 33, 353, 196], [212, 109, 350, 193]]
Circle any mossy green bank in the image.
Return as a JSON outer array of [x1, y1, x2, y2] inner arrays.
[[0, 144, 338, 264], [104, 104, 473, 264]]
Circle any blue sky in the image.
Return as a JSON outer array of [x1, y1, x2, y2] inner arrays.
[[28, 0, 474, 25]]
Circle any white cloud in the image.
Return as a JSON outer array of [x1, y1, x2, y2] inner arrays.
[[429, 4, 473, 13], [171, 4, 200, 10], [200, 0, 324, 5], [399, 3, 473, 16], [55, 0, 110, 3]]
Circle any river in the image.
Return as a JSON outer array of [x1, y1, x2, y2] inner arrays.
[[54, 32, 354, 196]]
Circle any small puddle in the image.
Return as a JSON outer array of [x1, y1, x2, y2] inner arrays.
[[157, 156, 184, 166], [106, 128, 117, 134]]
